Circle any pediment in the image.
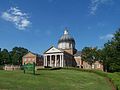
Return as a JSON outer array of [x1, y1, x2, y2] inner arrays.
[[23, 52, 36, 58], [44, 46, 63, 54]]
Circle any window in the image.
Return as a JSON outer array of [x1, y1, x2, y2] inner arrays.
[[24, 58, 26, 61]]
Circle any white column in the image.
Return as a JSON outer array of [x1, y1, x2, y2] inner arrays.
[[50, 55, 52, 67], [79, 57, 81, 68], [45, 56, 47, 66], [62, 54, 64, 67], [44, 55, 46, 66], [55, 55, 57, 67], [60, 55, 62, 67], [44, 56, 45, 66]]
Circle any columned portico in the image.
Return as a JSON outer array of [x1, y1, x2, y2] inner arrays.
[[44, 53, 64, 67], [43, 46, 64, 67]]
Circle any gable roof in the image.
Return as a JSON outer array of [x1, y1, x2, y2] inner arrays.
[[74, 51, 82, 57], [23, 52, 42, 58], [23, 52, 36, 58], [44, 46, 63, 54]]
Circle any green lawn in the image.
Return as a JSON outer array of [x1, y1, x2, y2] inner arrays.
[[108, 72, 120, 90], [0, 69, 113, 90]]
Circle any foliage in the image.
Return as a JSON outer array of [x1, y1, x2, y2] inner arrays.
[[37, 67, 62, 70], [81, 29, 120, 72], [10, 47, 28, 65], [0, 47, 28, 65], [102, 29, 120, 72], [0, 49, 10, 65], [81, 47, 102, 67], [0, 48, 2, 65]]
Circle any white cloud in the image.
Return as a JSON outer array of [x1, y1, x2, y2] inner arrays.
[[1, 7, 31, 30], [89, 0, 112, 15], [99, 34, 113, 40]]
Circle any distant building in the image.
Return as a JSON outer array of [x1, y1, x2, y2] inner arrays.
[[43, 29, 103, 70], [74, 51, 103, 70], [22, 52, 43, 66]]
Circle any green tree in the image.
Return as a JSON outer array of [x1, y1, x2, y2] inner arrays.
[[10, 47, 28, 65], [0, 48, 2, 65], [81, 47, 100, 68], [0, 49, 10, 65], [103, 29, 120, 72]]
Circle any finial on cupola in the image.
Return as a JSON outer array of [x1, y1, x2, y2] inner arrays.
[[64, 27, 69, 35]]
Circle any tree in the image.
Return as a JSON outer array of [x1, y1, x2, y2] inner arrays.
[[10, 47, 28, 65], [0, 47, 28, 65], [0, 48, 2, 65], [103, 29, 120, 72], [0, 49, 10, 65], [81, 47, 100, 68]]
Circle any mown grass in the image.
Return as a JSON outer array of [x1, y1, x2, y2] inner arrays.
[[108, 72, 120, 90], [0, 69, 112, 90], [63, 67, 120, 90]]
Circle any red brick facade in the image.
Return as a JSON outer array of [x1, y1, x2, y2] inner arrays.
[[22, 52, 43, 66], [74, 56, 103, 71]]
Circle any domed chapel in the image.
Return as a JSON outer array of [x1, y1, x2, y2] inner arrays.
[[22, 28, 103, 70], [43, 28, 81, 67]]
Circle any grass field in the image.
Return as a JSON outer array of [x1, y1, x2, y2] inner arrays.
[[0, 69, 113, 90], [108, 72, 120, 90]]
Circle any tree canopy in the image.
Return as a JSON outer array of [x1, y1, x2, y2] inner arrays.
[[102, 29, 120, 72], [81, 29, 120, 72], [81, 47, 102, 68], [0, 47, 28, 65]]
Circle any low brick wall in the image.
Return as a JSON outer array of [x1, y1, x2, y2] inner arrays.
[[4, 65, 20, 70]]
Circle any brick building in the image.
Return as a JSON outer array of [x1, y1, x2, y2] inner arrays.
[[22, 52, 43, 66], [43, 29, 103, 70]]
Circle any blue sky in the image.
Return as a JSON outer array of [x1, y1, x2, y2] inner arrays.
[[0, 0, 120, 54]]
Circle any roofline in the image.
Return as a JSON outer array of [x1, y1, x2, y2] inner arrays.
[[43, 46, 64, 54]]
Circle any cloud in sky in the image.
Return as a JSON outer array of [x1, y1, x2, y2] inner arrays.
[[1, 7, 31, 30], [89, 0, 112, 15], [99, 34, 113, 40]]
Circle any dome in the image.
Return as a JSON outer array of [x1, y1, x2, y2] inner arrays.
[[58, 29, 75, 49], [58, 30, 75, 44]]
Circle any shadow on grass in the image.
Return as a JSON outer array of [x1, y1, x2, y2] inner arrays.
[[23, 71, 41, 76], [34, 73, 40, 75]]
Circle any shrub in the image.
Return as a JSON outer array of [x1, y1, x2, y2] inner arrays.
[[37, 67, 61, 70], [0, 65, 4, 70]]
